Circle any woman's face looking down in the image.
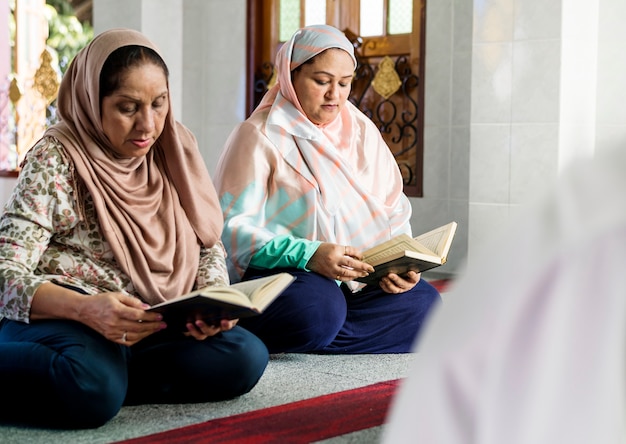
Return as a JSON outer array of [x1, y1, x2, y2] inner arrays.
[[101, 62, 169, 158], [292, 48, 355, 126]]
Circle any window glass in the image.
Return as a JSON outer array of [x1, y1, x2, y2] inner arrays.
[[360, 0, 384, 36], [305, 0, 326, 26], [388, 0, 413, 34], [279, 0, 301, 42]]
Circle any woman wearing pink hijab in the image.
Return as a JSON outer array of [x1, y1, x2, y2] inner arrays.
[[0, 28, 268, 428], [214, 25, 441, 354]]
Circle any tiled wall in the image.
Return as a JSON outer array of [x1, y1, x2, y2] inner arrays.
[[181, 0, 247, 176], [418, 0, 626, 274], [596, 0, 626, 155], [468, 0, 564, 262]]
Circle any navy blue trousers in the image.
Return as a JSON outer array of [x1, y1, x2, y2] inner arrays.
[[240, 268, 441, 354], [0, 318, 268, 429]]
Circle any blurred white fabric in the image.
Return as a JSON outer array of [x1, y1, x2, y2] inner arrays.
[[383, 146, 626, 444]]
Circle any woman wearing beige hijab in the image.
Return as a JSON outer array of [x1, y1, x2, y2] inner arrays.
[[0, 28, 268, 429]]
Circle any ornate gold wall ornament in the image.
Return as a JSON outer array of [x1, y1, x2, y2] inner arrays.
[[9, 77, 22, 104], [371, 56, 402, 100], [33, 49, 60, 104]]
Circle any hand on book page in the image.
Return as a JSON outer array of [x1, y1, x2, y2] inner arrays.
[[148, 273, 295, 331], [355, 222, 457, 286]]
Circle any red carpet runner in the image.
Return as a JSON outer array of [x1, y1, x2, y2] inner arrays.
[[115, 379, 400, 444]]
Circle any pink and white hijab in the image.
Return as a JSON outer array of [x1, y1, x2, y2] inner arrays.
[[262, 25, 411, 241]]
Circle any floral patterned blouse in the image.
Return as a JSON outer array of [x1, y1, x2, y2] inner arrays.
[[0, 137, 229, 323]]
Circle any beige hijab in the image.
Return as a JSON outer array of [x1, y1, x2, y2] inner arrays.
[[45, 28, 223, 304]]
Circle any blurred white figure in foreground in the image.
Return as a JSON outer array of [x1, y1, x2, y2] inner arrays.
[[383, 146, 626, 444]]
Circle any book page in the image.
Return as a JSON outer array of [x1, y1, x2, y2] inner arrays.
[[230, 278, 269, 299], [149, 286, 251, 311], [415, 222, 457, 257], [363, 234, 434, 264], [188, 287, 251, 307], [231, 273, 295, 309], [147, 273, 295, 329]]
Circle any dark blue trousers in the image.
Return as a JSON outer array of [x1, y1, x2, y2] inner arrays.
[[0, 318, 268, 429], [240, 268, 441, 354]]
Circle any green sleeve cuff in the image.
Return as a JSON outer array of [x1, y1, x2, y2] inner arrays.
[[249, 235, 321, 271]]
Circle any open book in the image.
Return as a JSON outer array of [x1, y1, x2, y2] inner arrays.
[[147, 272, 295, 331], [355, 222, 457, 286]]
